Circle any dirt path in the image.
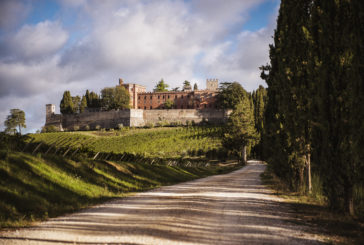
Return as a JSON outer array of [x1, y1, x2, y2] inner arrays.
[[0, 161, 326, 244]]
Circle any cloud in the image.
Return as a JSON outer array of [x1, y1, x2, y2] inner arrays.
[[2, 21, 68, 62], [0, 0, 278, 132], [0, 0, 30, 29]]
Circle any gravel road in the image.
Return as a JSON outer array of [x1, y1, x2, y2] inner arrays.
[[0, 161, 326, 244]]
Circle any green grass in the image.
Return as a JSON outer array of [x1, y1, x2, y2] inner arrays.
[[0, 150, 240, 228], [29, 126, 224, 157]]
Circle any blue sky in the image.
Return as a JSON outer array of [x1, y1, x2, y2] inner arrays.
[[0, 0, 280, 132]]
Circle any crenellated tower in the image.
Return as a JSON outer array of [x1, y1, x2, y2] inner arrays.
[[206, 78, 218, 91]]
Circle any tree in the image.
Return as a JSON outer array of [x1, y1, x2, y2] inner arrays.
[[172, 87, 180, 92], [80, 95, 87, 113], [164, 100, 175, 109], [88, 91, 101, 108], [60, 91, 74, 114], [4, 109, 26, 135], [72, 96, 81, 113], [154, 79, 169, 92], [183, 80, 191, 91], [193, 83, 198, 91], [216, 82, 247, 109], [252, 85, 267, 158], [101, 86, 130, 110], [223, 96, 257, 164]]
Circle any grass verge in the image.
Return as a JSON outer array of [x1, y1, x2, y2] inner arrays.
[[261, 166, 364, 244], [0, 151, 240, 228]]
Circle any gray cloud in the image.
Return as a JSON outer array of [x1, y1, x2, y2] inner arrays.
[[0, 0, 30, 30]]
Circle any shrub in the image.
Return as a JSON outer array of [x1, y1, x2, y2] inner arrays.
[[95, 125, 101, 130], [145, 122, 154, 128], [42, 125, 58, 133], [73, 125, 80, 131], [84, 125, 90, 131], [117, 123, 123, 130]]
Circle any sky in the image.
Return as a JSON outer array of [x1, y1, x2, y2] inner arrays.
[[0, 0, 280, 133]]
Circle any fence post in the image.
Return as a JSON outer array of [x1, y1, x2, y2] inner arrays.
[[93, 152, 100, 160], [32, 142, 43, 155]]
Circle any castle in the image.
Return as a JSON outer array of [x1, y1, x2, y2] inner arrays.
[[118, 78, 219, 110], [45, 79, 230, 130]]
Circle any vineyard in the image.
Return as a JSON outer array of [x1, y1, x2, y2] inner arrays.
[[29, 126, 226, 160]]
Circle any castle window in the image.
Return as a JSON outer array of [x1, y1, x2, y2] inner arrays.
[[181, 105, 183, 109], [138, 106, 141, 109], [150, 106, 152, 109], [168, 95, 170, 99], [187, 95, 190, 98], [138, 96, 140, 99], [181, 95, 184, 98], [144, 96, 147, 99], [175, 95, 177, 98], [163, 95, 165, 99], [144, 106, 146, 109], [150, 96, 152, 99], [158, 95, 160, 99]]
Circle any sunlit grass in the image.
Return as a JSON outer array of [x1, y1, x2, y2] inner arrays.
[[0, 151, 239, 228], [29, 126, 223, 157]]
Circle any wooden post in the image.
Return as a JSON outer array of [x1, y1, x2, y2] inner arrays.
[[62, 147, 72, 157], [93, 152, 100, 160], [70, 148, 79, 157], [32, 142, 43, 155]]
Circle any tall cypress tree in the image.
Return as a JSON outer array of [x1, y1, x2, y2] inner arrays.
[[60, 91, 74, 114]]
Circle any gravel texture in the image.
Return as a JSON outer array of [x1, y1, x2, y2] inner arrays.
[[0, 160, 326, 244]]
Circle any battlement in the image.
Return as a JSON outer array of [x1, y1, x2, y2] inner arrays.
[[206, 78, 218, 91]]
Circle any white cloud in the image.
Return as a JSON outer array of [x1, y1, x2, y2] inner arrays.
[[0, 0, 278, 132], [6, 21, 68, 61]]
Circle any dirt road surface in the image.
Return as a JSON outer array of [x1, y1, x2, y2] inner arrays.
[[0, 161, 326, 244]]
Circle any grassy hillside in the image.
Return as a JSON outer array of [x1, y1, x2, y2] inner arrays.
[[0, 150, 239, 228], [30, 126, 224, 158]]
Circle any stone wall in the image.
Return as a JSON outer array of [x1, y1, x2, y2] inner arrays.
[[45, 109, 230, 130], [61, 110, 131, 130]]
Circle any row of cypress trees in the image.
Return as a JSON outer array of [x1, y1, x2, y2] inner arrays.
[[261, 0, 364, 215]]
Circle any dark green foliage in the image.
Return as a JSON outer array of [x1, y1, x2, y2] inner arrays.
[[85, 90, 101, 108], [101, 86, 130, 110], [4, 109, 26, 135], [222, 96, 257, 164], [80, 96, 87, 113], [251, 86, 267, 158], [60, 91, 74, 114], [72, 96, 81, 113], [261, 0, 364, 215], [217, 82, 247, 109], [154, 79, 169, 92], [183, 80, 191, 91], [193, 83, 198, 90]]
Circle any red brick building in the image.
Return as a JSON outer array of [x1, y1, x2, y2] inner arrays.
[[119, 78, 219, 110]]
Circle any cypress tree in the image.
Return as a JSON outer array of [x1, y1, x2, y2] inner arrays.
[[60, 91, 74, 114], [80, 95, 87, 113]]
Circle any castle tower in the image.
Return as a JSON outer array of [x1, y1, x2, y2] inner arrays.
[[46, 104, 55, 117], [206, 78, 218, 91]]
